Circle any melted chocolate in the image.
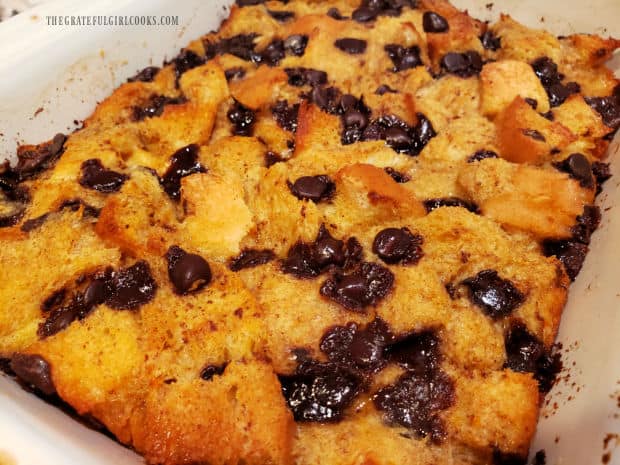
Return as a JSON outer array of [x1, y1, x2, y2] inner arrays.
[[462, 270, 525, 319], [423, 197, 479, 214], [132, 94, 186, 121], [79, 159, 128, 193], [127, 66, 160, 83], [229, 249, 276, 272], [441, 51, 483, 78], [272, 100, 300, 132], [467, 149, 499, 162], [384, 44, 422, 72], [531, 57, 580, 108], [200, 362, 228, 381], [227, 100, 256, 136], [160, 144, 206, 200], [373, 369, 454, 442], [504, 322, 561, 392], [320, 262, 394, 311], [279, 360, 363, 422], [10, 354, 56, 395]]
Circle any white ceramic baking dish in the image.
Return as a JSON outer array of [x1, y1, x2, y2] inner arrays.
[[0, 1, 618, 464]]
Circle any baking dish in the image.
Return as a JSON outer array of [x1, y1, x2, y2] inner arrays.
[[0, 0, 618, 464]]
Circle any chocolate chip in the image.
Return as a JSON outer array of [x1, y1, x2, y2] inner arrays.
[[341, 100, 372, 145], [224, 67, 246, 81], [227, 100, 256, 136], [38, 272, 113, 338], [200, 362, 228, 381], [132, 94, 186, 121], [547, 82, 580, 107], [571, 205, 601, 244], [279, 360, 363, 422], [384, 44, 422, 72], [284, 35, 308, 57], [531, 57, 579, 108], [347, 319, 393, 371], [160, 144, 206, 200], [267, 9, 295, 22], [423, 11, 449, 32], [166, 246, 211, 295], [38, 305, 80, 338], [384, 127, 413, 150], [127, 66, 160, 83], [592, 161, 612, 195], [387, 330, 441, 374], [375, 84, 398, 95], [531, 57, 562, 87], [309, 86, 342, 114], [384, 167, 410, 183], [480, 30, 501, 51], [423, 197, 479, 214], [289, 175, 335, 202], [352, 0, 414, 22], [440, 51, 483, 78], [373, 370, 454, 442], [320, 262, 394, 311], [285, 67, 328, 87], [343, 238, 364, 269], [553, 153, 594, 189], [169, 49, 205, 82], [9, 133, 66, 181], [462, 270, 525, 319], [321, 319, 394, 372], [313, 225, 346, 268], [282, 242, 321, 278], [229, 249, 276, 271], [524, 97, 538, 110], [272, 100, 300, 132], [79, 159, 128, 193], [542, 239, 587, 281], [258, 39, 286, 66], [410, 113, 436, 155], [327, 7, 346, 20], [352, 6, 378, 22], [522, 128, 546, 142], [362, 113, 436, 155], [205, 34, 258, 61], [281, 225, 347, 278], [372, 227, 424, 265], [334, 38, 367, 55], [343, 109, 369, 130], [10, 354, 56, 395], [467, 150, 498, 163], [585, 93, 620, 130], [504, 322, 561, 393], [105, 261, 157, 310]]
